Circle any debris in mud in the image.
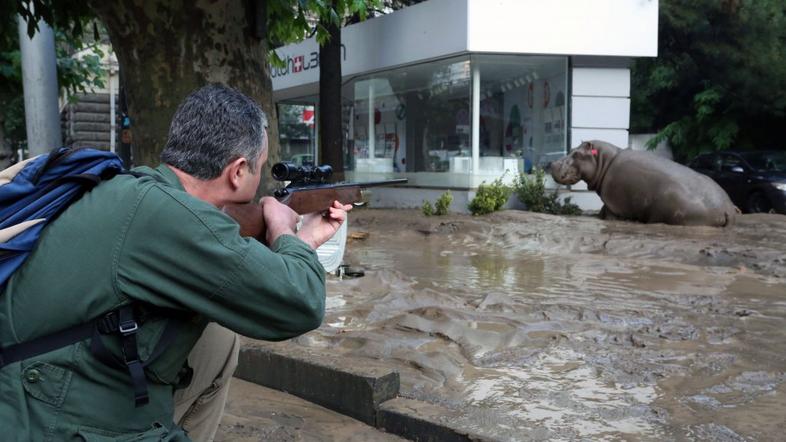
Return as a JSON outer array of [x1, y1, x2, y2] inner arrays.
[[335, 264, 366, 279], [415, 221, 461, 236], [349, 231, 369, 241]]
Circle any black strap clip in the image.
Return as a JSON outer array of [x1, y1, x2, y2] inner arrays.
[[119, 318, 139, 336], [116, 305, 148, 406]]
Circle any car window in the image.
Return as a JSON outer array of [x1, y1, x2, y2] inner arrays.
[[721, 154, 745, 171], [740, 151, 786, 172], [692, 154, 719, 171]]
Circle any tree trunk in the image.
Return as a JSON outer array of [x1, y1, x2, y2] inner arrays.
[[0, 108, 9, 168], [318, 10, 344, 181], [87, 0, 280, 192]]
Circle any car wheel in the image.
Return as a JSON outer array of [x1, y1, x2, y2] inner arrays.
[[747, 191, 771, 213]]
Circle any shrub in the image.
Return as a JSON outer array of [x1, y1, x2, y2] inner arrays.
[[513, 167, 582, 216], [434, 191, 453, 216], [421, 200, 434, 216], [468, 176, 512, 215]]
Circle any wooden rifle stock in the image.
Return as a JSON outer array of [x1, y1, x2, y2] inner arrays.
[[275, 179, 408, 214], [223, 178, 407, 238]]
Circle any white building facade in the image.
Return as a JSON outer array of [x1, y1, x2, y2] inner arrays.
[[272, 0, 659, 211]]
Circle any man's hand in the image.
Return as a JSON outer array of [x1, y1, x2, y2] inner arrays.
[[296, 200, 353, 250], [260, 196, 300, 245]]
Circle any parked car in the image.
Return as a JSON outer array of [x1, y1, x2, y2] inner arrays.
[[688, 150, 786, 214]]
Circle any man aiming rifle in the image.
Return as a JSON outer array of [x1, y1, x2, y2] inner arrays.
[[0, 84, 351, 441]]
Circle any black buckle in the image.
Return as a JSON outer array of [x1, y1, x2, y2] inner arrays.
[[119, 319, 138, 336], [97, 307, 140, 335], [97, 310, 119, 334]]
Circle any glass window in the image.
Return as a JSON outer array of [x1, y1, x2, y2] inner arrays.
[[474, 55, 568, 172], [722, 154, 745, 171], [741, 151, 786, 172], [344, 56, 472, 176], [335, 54, 569, 187], [277, 102, 317, 166]]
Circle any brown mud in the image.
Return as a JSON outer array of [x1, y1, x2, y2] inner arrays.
[[276, 209, 786, 441]]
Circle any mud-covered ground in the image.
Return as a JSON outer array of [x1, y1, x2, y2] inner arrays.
[[277, 209, 786, 441]]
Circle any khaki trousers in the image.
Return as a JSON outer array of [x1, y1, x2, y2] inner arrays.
[[173, 323, 240, 442]]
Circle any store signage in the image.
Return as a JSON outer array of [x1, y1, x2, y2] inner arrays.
[[271, 45, 347, 78]]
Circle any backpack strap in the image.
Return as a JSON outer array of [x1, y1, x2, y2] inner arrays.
[[0, 303, 183, 407]]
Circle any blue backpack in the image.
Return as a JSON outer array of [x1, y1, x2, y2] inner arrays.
[[0, 147, 169, 407], [0, 147, 124, 288]]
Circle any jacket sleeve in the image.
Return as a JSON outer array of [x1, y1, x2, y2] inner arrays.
[[113, 185, 326, 340]]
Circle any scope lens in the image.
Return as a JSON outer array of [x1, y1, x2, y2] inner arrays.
[[272, 162, 298, 181]]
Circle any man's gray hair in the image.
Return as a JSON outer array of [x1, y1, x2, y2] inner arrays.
[[161, 84, 268, 180]]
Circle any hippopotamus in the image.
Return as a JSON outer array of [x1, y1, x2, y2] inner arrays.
[[549, 140, 738, 226]]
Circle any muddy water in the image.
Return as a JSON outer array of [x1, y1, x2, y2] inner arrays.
[[294, 209, 786, 441]]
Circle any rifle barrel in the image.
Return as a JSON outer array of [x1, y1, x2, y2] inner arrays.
[[287, 178, 408, 192]]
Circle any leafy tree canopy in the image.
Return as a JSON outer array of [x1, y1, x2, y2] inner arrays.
[[0, 0, 105, 152], [632, 0, 786, 162]]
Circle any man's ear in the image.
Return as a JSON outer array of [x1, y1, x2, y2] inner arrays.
[[226, 157, 249, 190]]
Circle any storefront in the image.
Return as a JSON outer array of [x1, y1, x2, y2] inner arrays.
[[272, 0, 658, 208]]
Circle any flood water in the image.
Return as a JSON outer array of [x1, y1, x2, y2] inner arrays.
[[292, 209, 786, 441]]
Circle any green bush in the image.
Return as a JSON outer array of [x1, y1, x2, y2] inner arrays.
[[513, 167, 582, 216], [468, 176, 512, 216], [434, 191, 453, 216], [421, 200, 434, 216]]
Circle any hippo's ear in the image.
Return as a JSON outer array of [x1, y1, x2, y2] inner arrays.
[[583, 141, 599, 157]]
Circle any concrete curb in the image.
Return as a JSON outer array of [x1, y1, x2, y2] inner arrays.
[[235, 343, 502, 441], [378, 397, 492, 442], [234, 343, 399, 426]]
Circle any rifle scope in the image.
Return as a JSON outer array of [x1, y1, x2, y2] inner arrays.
[[272, 162, 333, 184]]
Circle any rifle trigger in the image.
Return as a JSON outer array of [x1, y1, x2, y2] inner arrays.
[[273, 188, 289, 198]]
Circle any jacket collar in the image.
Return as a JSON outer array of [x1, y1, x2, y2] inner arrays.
[[131, 164, 186, 192]]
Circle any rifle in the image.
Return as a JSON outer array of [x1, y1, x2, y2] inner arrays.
[[224, 162, 407, 238]]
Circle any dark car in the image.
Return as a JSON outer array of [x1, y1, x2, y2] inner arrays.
[[688, 150, 786, 214]]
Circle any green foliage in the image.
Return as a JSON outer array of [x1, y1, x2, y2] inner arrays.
[[266, 0, 381, 66], [468, 176, 511, 216], [512, 168, 582, 216], [434, 191, 452, 216], [421, 200, 434, 216], [421, 191, 452, 216], [1, 3, 106, 152], [631, 0, 786, 162], [12, 0, 96, 41], [55, 31, 105, 97], [513, 167, 547, 212]]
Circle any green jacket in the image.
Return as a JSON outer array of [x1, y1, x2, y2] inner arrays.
[[0, 165, 326, 441]]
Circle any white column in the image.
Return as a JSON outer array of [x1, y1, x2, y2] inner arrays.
[[471, 63, 480, 174], [17, 13, 62, 155], [368, 81, 375, 159]]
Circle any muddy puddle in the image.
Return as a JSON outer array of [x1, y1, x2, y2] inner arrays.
[[291, 209, 786, 441]]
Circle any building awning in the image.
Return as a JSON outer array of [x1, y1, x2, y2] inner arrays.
[[272, 0, 658, 101]]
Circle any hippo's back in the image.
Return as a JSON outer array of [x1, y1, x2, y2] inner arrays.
[[609, 149, 738, 225]]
